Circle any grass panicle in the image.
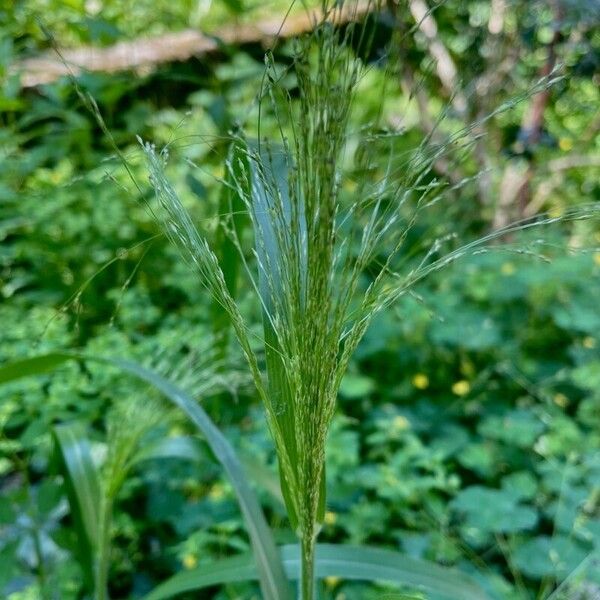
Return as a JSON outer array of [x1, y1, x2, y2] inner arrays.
[[140, 2, 599, 598]]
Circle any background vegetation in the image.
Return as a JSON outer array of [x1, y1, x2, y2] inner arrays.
[[1, 0, 600, 598]]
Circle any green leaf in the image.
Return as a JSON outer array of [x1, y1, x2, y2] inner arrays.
[[572, 361, 600, 391], [212, 141, 249, 360], [500, 471, 538, 501], [478, 409, 545, 448], [220, 0, 244, 13], [451, 486, 538, 538], [143, 544, 491, 600], [0, 353, 73, 384], [131, 436, 209, 467], [512, 535, 590, 580], [339, 373, 376, 399], [53, 422, 101, 592], [245, 139, 307, 530], [0, 353, 292, 600]]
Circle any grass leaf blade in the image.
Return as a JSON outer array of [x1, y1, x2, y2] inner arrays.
[[53, 423, 102, 592], [0, 353, 73, 384], [212, 142, 249, 360], [142, 543, 492, 600]]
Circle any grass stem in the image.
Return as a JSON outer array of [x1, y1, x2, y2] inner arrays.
[[95, 496, 113, 600], [300, 530, 316, 600]]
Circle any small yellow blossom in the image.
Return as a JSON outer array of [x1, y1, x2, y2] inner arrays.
[[559, 138, 573, 151], [553, 393, 569, 407], [182, 554, 197, 569], [209, 483, 226, 500], [452, 380, 471, 396], [583, 337, 596, 349], [594, 253, 600, 267], [392, 415, 410, 431], [325, 576, 341, 587], [412, 373, 429, 389], [501, 262, 516, 276], [324, 511, 337, 526]]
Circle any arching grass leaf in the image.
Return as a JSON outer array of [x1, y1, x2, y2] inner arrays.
[[0, 353, 73, 384], [53, 423, 101, 592], [143, 543, 492, 600]]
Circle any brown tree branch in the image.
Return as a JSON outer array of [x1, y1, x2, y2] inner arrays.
[[407, 0, 467, 116], [13, 2, 372, 88]]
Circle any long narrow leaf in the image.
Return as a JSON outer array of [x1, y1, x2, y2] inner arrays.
[[0, 353, 291, 600], [241, 454, 285, 509], [53, 423, 101, 592], [212, 141, 249, 361], [143, 543, 492, 600], [131, 436, 209, 467], [246, 140, 307, 530], [107, 358, 290, 600], [0, 353, 73, 384]]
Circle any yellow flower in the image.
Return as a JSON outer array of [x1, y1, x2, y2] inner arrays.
[[583, 337, 596, 349], [325, 576, 341, 587], [412, 373, 429, 390], [559, 138, 573, 151], [594, 253, 600, 267], [452, 380, 471, 396], [553, 393, 569, 407], [501, 262, 516, 276], [324, 511, 337, 526], [209, 484, 226, 500], [182, 554, 197, 569]]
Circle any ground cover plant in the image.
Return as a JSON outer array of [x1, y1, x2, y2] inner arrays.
[[1, 0, 600, 599]]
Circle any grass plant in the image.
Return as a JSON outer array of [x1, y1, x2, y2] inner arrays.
[[139, 2, 599, 597]]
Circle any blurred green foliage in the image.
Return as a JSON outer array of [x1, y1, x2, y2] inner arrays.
[[1, 0, 600, 598]]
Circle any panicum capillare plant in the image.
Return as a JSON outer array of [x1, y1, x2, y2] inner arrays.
[[140, 2, 599, 597]]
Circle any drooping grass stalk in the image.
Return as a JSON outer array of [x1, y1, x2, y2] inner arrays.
[[139, 3, 599, 598], [91, 395, 164, 599]]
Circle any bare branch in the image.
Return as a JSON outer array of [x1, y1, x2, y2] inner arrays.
[[14, 2, 373, 87]]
